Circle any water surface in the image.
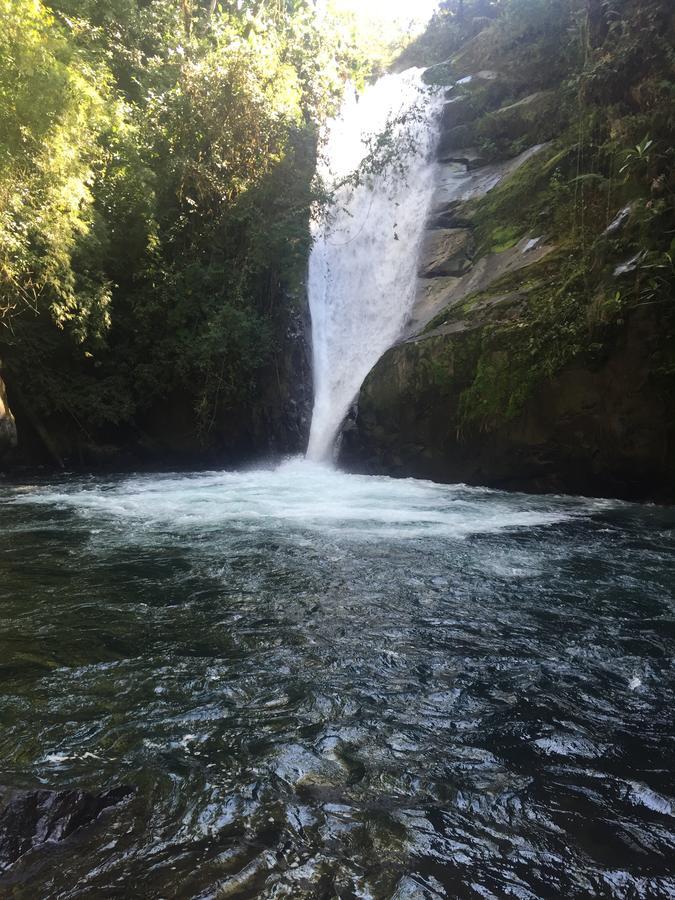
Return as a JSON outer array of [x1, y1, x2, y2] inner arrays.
[[1, 460, 674, 897]]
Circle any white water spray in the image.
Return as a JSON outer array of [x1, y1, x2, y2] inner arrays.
[[306, 70, 442, 462]]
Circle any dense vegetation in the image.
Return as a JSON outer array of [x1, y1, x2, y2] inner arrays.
[[0, 0, 410, 464], [1, 0, 673, 470]]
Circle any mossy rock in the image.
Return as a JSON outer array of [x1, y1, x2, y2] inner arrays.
[[488, 224, 522, 253], [449, 24, 504, 78], [440, 96, 478, 129], [465, 143, 560, 254], [478, 91, 564, 147], [438, 123, 476, 156]]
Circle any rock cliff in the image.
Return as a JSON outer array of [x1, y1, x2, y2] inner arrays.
[[342, 5, 675, 502]]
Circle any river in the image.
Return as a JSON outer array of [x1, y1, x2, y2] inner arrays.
[[1, 459, 674, 897]]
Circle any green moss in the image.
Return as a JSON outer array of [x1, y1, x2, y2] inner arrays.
[[489, 225, 522, 253], [417, 343, 456, 390], [456, 252, 596, 430], [466, 145, 559, 255], [458, 336, 534, 429]]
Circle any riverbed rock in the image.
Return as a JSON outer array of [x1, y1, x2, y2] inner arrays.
[[0, 785, 135, 870]]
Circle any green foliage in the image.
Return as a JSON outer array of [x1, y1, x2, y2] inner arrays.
[[0, 0, 116, 339], [0, 0, 413, 456], [398, 1, 502, 73], [619, 136, 654, 177]]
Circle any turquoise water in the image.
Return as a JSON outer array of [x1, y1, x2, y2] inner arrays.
[[1, 460, 674, 897]]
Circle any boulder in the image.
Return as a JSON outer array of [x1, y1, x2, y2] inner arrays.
[[440, 96, 477, 130], [437, 123, 476, 157], [478, 91, 561, 148], [341, 304, 675, 503]]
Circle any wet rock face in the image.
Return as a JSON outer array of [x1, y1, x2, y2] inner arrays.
[[418, 228, 475, 277], [341, 306, 675, 503], [482, 90, 559, 146], [0, 375, 17, 458], [340, 59, 675, 503], [440, 95, 476, 129], [437, 122, 476, 157], [0, 786, 134, 870]]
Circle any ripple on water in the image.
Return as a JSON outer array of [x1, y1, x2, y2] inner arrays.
[[0, 459, 674, 897]]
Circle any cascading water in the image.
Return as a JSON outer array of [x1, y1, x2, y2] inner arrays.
[[306, 70, 442, 462]]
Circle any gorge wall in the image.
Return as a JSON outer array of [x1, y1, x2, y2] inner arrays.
[[342, 1, 675, 502], [1, 303, 312, 471], [0, 373, 17, 460]]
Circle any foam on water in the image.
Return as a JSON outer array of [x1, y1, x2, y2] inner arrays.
[[10, 457, 619, 542]]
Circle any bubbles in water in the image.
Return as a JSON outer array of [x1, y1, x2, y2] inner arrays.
[[10, 457, 617, 543]]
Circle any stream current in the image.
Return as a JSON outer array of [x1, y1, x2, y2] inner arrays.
[[1, 459, 674, 897]]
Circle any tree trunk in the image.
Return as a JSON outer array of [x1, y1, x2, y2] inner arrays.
[[181, 0, 192, 36]]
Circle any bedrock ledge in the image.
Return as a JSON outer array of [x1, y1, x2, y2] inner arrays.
[[340, 306, 675, 505]]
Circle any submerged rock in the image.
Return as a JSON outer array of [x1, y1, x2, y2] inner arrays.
[[0, 785, 135, 870]]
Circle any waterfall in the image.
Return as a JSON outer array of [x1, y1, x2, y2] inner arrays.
[[306, 69, 442, 462]]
